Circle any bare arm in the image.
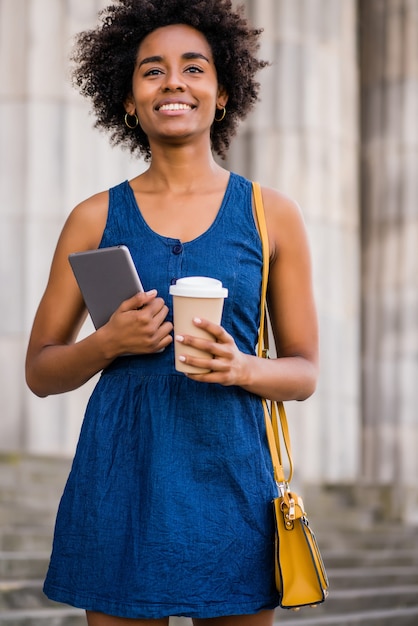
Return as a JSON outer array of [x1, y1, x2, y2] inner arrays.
[[174, 186, 319, 401], [25, 192, 173, 397]]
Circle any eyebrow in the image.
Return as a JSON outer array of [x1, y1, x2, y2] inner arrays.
[[138, 52, 210, 68]]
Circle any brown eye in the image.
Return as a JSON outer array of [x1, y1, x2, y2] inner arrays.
[[144, 68, 164, 76], [185, 66, 203, 74]]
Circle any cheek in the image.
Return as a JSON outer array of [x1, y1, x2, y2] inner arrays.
[[133, 93, 153, 123]]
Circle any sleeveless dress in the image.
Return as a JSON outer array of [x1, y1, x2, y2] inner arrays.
[[43, 172, 281, 619]]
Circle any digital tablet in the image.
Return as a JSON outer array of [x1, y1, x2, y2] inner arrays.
[[69, 245, 144, 329]]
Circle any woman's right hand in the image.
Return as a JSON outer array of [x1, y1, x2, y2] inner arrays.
[[99, 289, 173, 358], [26, 286, 172, 398]]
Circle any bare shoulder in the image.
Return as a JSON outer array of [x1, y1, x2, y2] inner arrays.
[[260, 185, 304, 223], [258, 185, 308, 261], [64, 190, 109, 246], [47, 189, 110, 284], [27, 189, 111, 350]]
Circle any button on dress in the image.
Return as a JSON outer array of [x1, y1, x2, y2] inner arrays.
[[43, 172, 280, 618]]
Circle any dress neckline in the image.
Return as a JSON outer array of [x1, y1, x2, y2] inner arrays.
[[125, 172, 234, 245]]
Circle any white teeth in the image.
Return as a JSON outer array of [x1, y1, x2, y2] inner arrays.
[[159, 103, 192, 111]]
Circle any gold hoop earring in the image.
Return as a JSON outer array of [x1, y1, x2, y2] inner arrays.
[[124, 112, 139, 129], [214, 107, 226, 122]]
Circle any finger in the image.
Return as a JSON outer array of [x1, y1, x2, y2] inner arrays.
[[132, 308, 173, 344], [185, 356, 228, 373], [175, 342, 230, 373], [183, 360, 230, 383], [192, 317, 230, 342], [155, 323, 174, 347], [175, 333, 229, 359], [152, 306, 172, 330], [120, 289, 158, 312]]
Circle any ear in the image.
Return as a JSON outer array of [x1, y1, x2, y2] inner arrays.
[[124, 94, 136, 115], [216, 86, 228, 108]]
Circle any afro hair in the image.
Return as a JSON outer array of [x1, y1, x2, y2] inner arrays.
[[71, 0, 268, 160]]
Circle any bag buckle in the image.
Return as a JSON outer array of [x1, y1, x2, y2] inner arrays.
[[288, 497, 296, 520], [277, 481, 289, 498]]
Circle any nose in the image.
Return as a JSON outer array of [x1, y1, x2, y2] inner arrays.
[[161, 68, 186, 92]]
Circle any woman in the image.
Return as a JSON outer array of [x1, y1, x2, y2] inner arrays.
[[25, 1, 318, 625]]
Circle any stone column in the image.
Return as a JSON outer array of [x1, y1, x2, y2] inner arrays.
[[0, 0, 139, 455], [0, 0, 31, 451], [228, 0, 360, 484], [360, 0, 418, 521]]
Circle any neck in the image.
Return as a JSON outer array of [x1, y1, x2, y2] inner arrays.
[[143, 139, 224, 193]]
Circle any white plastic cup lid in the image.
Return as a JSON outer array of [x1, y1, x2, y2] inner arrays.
[[169, 276, 228, 298]]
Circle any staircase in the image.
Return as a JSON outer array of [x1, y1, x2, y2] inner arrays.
[[274, 524, 418, 625], [1, 453, 418, 625], [0, 453, 84, 625]]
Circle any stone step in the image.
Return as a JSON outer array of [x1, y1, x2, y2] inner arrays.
[[0, 553, 49, 580], [0, 526, 54, 552], [2, 607, 418, 626], [0, 580, 56, 610], [1, 454, 417, 534], [316, 527, 418, 551], [2, 548, 417, 586], [0, 610, 190, 626], [0, 454, 70, 502], [318, 537, 410, 553], [1, 573, 418, 614], [289, 585, 418, 615], [328, 565, 418, 589], [1, 551, 416, 602], [274, 606, 418, 625], [0, 607, 85, 626], [1, 542, 418, 596], [322, 547, 418, 568], [0, 502, 57, 528], [2, 565, 417, 611]]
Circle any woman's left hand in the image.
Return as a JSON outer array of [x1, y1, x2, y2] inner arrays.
[[175, 317, 251, 386]]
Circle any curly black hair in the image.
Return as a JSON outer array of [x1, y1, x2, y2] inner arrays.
[[70, 0, 268, 160]]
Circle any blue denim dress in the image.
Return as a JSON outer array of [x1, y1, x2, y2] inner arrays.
[[43, 172, 280, 618]]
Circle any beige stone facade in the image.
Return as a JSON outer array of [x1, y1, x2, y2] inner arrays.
[[359, 0, 418, 521], [1, 0, 417, 521]]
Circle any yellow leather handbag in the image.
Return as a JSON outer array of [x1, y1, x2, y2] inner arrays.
[[253, 182, 329, 610]]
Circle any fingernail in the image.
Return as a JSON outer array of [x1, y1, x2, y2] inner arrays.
[[175, 335, 184, 342], [178, 355, 186, 362], [193, 317, 202, 324]]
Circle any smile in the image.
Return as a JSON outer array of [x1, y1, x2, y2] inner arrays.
[[158, 103, 193, 111]]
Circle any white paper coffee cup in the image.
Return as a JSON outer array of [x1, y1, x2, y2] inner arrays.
[[169, 277, 228, 373]]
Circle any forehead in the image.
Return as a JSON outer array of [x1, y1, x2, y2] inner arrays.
[[137, 24, 214, 60]]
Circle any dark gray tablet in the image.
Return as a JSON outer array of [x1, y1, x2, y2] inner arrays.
[[69, 245, 144, 329]]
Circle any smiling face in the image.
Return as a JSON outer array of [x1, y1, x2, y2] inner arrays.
[[125, 24, 228, 148]]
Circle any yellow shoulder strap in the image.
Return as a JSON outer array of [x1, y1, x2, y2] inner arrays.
[[252, 182, 293, 485]]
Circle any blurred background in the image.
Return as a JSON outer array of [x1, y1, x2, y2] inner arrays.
[[1, 1, 418, 624], [0, 0, 418, 626]]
